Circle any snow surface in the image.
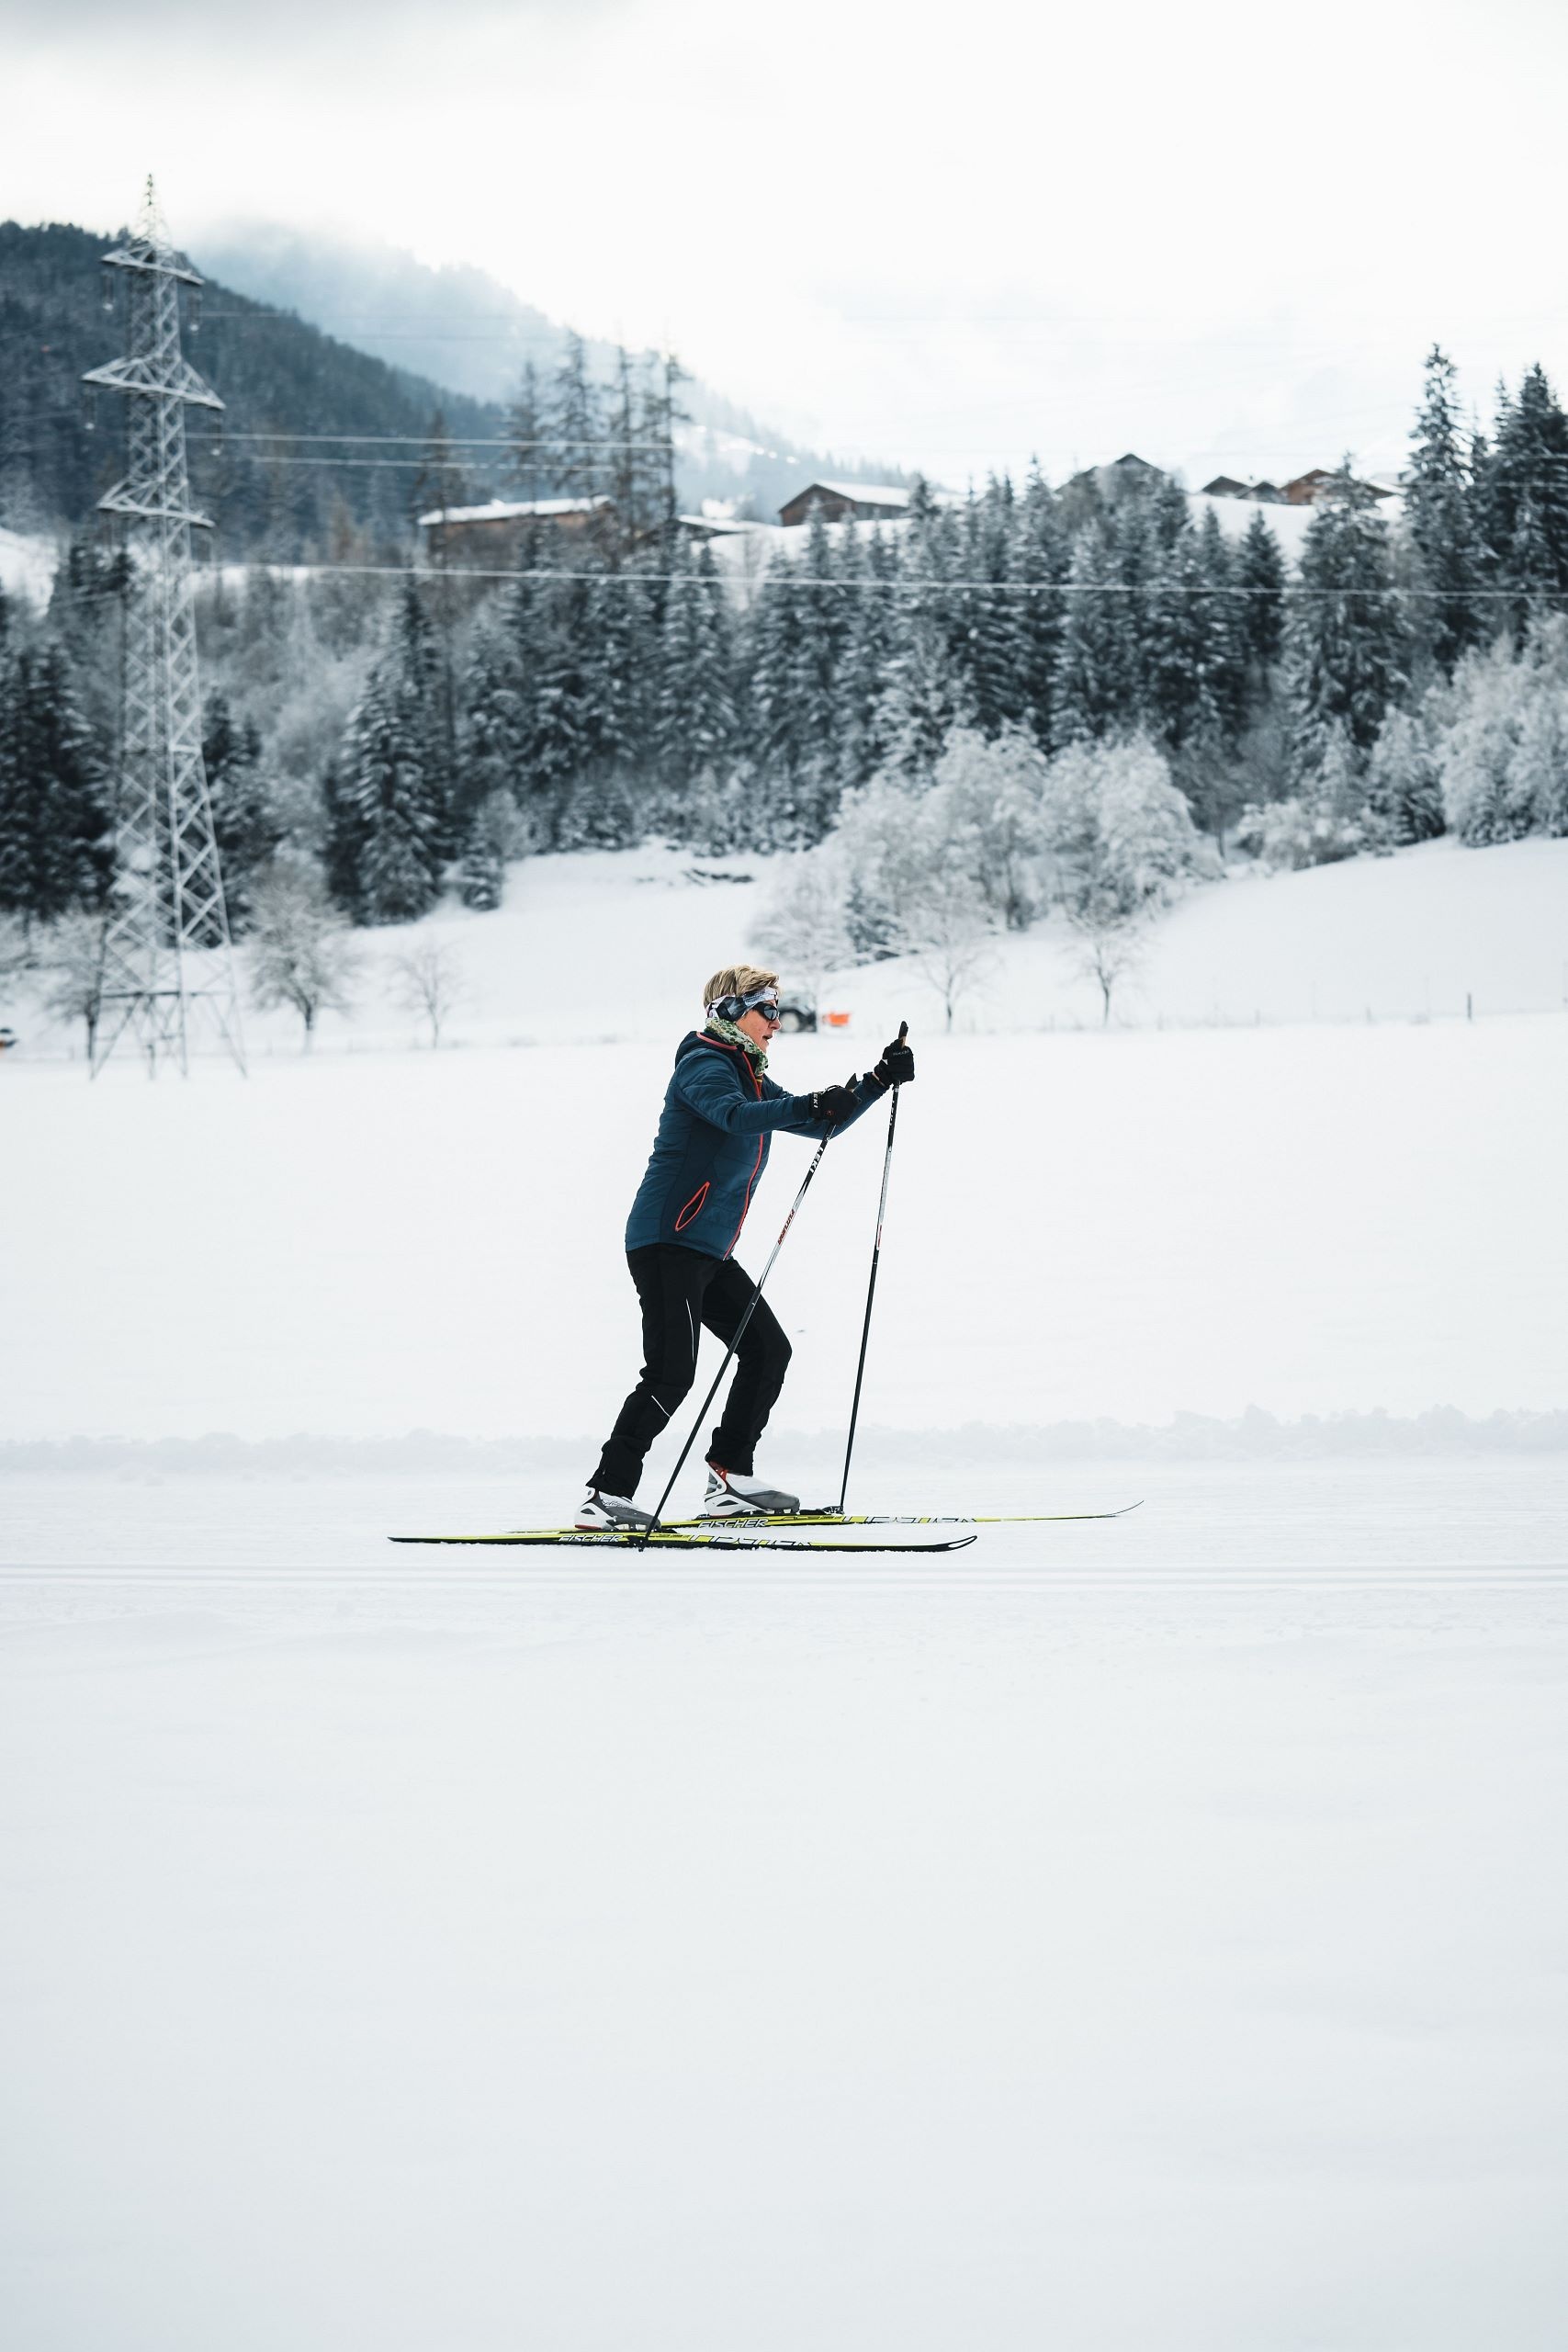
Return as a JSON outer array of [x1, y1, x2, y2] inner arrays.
[[5, 1011, 1564, 1444], [3, 1472, 1566, 2351], [6, 839, 1567, 2348]]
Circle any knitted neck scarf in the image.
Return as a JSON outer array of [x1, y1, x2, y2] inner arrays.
[[705, 1012, 769, 1072]]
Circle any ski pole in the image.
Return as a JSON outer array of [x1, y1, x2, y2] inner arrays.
[[837, 1023, 907, 1516], [643, 1125, 836, 1544]]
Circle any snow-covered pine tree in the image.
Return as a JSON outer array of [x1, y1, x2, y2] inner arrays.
[[1196, 506, 1249, 740], [1052, 531, 1125, 745], [1482, 365, 1568, 634], [834, 524, 901, 789], [508, 362, 547, 503], [1145, 508, 1223, 752], [455, 790, 524, 910], [1235, 507, 1287, 677], [1404, 345, 1486, 676], [957, 479, 1026, 738], [1286, 466, 1406, 787], [1106, 494, 1160, 728], [321, 759, 368, 915], [1014, 462, 1068, 749], [748, 555, 811, 829], [339, 640, 446, 924], [384, 582, 456, 855], [874, 609, 970, 781], [202, 694, 283, 935], [655, 544, 737, 795], [548, 332, 604, 506], [788, 502, 849, 831], [0, 643, 111, 930], [458, 616, 525, 836], [513, 555, 595, 840]]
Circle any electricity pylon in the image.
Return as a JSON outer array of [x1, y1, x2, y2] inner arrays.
[[82, 178, 245, 1075]]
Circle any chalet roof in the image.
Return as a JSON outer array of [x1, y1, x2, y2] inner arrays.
[[676, 513, 765, 536], [416, 496, 613, 528], [786, 481, 912, 509]]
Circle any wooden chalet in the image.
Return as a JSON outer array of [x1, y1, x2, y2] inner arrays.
[[417, 496, 614, 562], [778, 481, 912, 527]]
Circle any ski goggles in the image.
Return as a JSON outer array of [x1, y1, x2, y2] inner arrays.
[[712, 988, 782, 1022]]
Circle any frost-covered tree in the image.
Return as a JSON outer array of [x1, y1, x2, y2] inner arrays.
[[1042, 733, 1209, 916], [750, 850, 855, 1006], [248, 858, 359, 1048], [1365, 707, 1444, 845], [39, 909, 107, 1060], [930, 726, 1051, 930], [1435, 635, 1532, 842], [897, 865, 998, 1033]]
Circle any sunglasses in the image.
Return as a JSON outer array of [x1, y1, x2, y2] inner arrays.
[[745, 996, 782, 1023]]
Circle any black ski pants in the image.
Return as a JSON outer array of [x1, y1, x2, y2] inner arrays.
[[592, 1244, 791, 1498]]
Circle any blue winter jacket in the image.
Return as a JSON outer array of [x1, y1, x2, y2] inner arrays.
[[626, 1029, 885, 1259]]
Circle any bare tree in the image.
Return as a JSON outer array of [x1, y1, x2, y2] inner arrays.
[[896, 871, 999, 1033], [1064, 889, 1148, 1026], [750, 851, 855, 1012], [249, 860, 359, 1050], [390, 939, 467, 1048], [39, 912, 106, 1062]]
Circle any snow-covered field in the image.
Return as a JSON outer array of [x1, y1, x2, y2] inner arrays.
[[6, 841, 1566, 2347], [3, 1484, 1566, 2351]]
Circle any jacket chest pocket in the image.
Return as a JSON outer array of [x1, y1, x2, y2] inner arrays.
[[674, 1181, 710, 1233]]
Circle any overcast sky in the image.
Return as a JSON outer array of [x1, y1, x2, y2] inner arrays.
[[6, 0, 1567, 485]]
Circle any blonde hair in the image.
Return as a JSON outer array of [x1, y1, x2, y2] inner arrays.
[[703, 964, 779, 1008]]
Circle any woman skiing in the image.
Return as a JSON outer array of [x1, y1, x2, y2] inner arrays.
[[579, 965, 916, 1529]]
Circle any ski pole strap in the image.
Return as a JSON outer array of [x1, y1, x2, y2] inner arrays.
[[643, 1125, 836, 1543]]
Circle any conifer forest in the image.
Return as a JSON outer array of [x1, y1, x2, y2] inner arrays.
[[4, 343, 1568, 971]]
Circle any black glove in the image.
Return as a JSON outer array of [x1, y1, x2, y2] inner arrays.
[[811, 1081, 860, 1125], [871, 1032, 915, 1089]]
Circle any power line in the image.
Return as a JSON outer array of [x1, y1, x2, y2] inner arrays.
[[190, 431, 682, 449], [188, 560, 1538, 600]]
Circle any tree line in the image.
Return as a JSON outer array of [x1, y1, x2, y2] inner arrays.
[[4, 345, 1568, 972]]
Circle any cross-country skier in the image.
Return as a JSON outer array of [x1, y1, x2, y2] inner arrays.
[[578, 965, 916, 1529]]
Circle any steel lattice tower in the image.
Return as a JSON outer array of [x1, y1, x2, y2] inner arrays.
[[82, 179, 245, 1074]]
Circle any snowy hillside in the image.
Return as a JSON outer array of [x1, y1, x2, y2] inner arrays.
[[12, 833, 1564, 1062], [5, 839, 1566, 1448]]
